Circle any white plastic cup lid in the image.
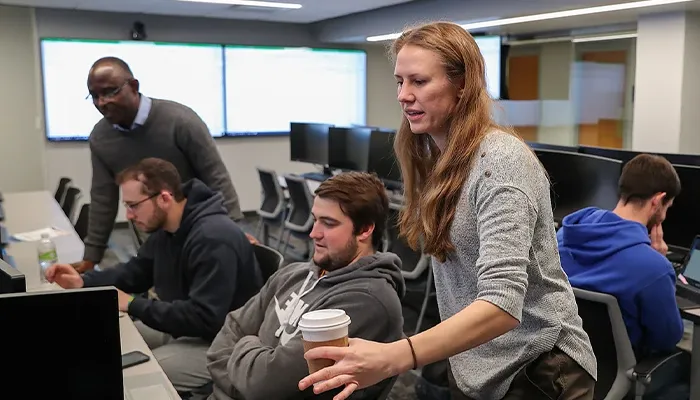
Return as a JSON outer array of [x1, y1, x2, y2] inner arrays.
[[298, 309, 351, 332]]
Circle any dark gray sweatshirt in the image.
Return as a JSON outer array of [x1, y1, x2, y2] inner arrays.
[[82, 179, 261, 341], [85, 98, 243, 263], [206, 252, 406, 400]]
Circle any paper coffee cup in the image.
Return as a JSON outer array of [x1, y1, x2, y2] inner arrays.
[[298, 309, 351, 373]]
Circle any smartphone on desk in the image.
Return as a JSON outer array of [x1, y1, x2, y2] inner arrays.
[[122, 350, 150, 369]]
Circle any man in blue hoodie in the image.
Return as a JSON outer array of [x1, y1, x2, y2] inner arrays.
[[557, 153, 687, 397], [46, 157, 263, 395], [206, 171, 406, 400]]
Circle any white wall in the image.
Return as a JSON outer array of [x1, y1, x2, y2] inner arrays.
[[0, 6, 401, 222], [633, 12, 687, 153], [679, 13, 700, 153], [0, 6, 46, 192], [365, 44, 403, 131]]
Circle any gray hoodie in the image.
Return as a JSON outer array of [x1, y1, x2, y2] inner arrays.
[[206, 252, 406, 400]]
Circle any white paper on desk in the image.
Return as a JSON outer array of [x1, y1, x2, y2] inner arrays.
[[128, 385, 172, 400], [12, 226, 69, 242]]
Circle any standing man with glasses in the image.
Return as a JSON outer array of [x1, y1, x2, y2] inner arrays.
[[46, 158, 264, 396], [74, 56, 246, 273]]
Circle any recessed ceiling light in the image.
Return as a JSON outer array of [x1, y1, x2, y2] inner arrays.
[[176, 0, 302, 9], [366, 0, 693, 41]]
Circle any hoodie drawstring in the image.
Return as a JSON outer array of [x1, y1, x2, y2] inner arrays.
[[280, 270, 325, 331]]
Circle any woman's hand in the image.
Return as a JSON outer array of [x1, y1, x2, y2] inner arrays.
[[298, 338, 412, 400]]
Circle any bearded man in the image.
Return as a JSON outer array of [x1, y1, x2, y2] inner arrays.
[[205, 172, 406, 400], [46, 157, 263, 396]]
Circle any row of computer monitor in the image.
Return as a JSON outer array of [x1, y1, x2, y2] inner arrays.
[[288, 124, 700, 249], [531, 142, 700, 250], [289, 122, 401, 184]]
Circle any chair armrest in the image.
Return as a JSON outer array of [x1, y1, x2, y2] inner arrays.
[[633, 351, 686, 379]]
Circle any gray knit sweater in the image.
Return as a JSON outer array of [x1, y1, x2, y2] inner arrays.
[[432, 131, 597, 400]]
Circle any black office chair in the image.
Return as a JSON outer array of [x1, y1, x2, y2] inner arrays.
[[255, 168, 286, 247], [573, 288, 686, 399], [54, 177, 72, 206], [61, 187, 81, 222], [253, 243, 284, 283], [129, 220, 144, 248], [386, 204, 433, 334], [280, 175, 314, 259], [375, 376, 399, 399], [74, 203, 89, 241]]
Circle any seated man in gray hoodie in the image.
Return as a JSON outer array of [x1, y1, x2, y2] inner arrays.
[[206, 171, 406, 400]]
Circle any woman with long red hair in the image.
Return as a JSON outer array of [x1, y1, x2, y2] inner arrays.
[[298, 21, 597, 400]]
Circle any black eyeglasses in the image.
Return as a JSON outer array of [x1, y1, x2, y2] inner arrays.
[[124, 192, 159, 212], [86, 80, 131, 102]]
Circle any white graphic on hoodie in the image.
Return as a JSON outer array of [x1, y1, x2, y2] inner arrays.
[[274, 271, 325, 346]]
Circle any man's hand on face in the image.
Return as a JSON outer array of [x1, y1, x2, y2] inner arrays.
[[650, 224, 668, 256]]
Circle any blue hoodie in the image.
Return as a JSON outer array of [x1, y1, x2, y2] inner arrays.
[[557, 207, 683, 354]]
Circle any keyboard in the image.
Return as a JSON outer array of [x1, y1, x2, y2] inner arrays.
[[677, 295, 700, 310], [301, 172, 330, 182], [676, 283, 700, 309]]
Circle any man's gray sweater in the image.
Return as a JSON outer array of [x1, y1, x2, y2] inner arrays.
[[85, 98, 243, 263]]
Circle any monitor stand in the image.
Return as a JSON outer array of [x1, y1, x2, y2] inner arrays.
[[302, 166, 333, 182]]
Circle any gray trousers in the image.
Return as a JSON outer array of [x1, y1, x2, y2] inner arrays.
[[134, 320, 211, 393]]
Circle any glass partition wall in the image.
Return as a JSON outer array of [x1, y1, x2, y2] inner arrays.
[[496, 36, 636, 149]]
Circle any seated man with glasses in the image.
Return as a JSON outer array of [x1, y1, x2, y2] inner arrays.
[[46, 157, 264, 397], [74, 56, 246, 274]]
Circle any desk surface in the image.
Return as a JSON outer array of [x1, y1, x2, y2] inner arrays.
[[3, 191, 179, 397], [684, 307, 700, 323]]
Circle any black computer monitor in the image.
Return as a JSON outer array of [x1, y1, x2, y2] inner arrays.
[[680, 236, 700, 288], [579, 145, 700, 168], [0, 287, 123, 399], [289, 122, 332, 166], [535, 150, 622, 221], [578, 146, 638, 165], [526, 141, 578, 153], [662, 153, 700, 167], [663, 164, 700, 248], [368, 130, 401, 184], [328, 127, 372, 171], [0, 258, 25, 294]]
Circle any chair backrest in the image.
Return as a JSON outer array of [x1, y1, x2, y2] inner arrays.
[[129, 221, 144, 248], [386, 203, 427, 279], [55, 177, 72, 206], [253, 243, 284, 283], [374, 376, 398, 400], [283, 175, 314, 233], [573, 287, 637, 399], [62, 187, 81, 222], [256, 168, 285, 219], [74, 203, 90, 241]]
